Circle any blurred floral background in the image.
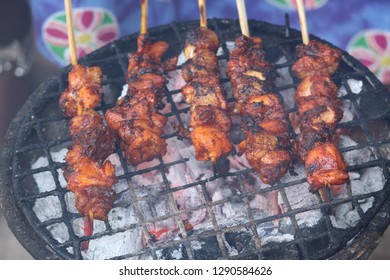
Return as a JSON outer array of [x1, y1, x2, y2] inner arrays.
[[27, 0, 390, 83]]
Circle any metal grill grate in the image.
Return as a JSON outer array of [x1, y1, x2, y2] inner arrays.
[[1, 18, 390, 260]]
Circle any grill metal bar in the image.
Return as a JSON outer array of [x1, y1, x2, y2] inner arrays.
[[1, 18, 390, 260]]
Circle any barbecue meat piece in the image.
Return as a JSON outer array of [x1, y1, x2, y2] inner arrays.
[[66, 157, 117, 192], [126, 86, 159, 107], [109, 33, 177, 166], [127, 34, 177, 79], [244, 131, 291, 184], [190, 105, 231, 133], [129, 73, 167, 92], [69, 110, 115, 162], [190, 126, 232, 162], [229, 73, 274, 101], [181, 49, 219, 82], [227, 60, 274, 83], [120, 128, 167, 165], [305, 142, 349, 192], [184, 27, 220, 58], [182, 78, 228, 110], [243, 94, 286, 121], [294, 75, 343, 130], [105, 97, 167, 165], [229, 36, 265, 61], [293, 124, 337, 162], [74, 187, 116, 221], [59, 64, 103, 117], [105, 98, 166, 132], [292, 40, 342, 78], [295, 75, 338, 101], [299, 98, 343, 130]]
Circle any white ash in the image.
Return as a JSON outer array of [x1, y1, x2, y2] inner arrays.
[[47, 223, 69, 244], [32, 195, 62, 222], [278, 164, 322, 229], [296, 210, 323, 228], [337, 79, 362, 124], [341, 136, 377, 165], [31, 149, 67, 192], [224, 238, 239, 256], [330, 166, 385, 229], [338, 79, 363, 97], [119, 84, 128, 100], [191, 240, 204, 251], [339, 100, 357, 123], [257, 225, 294, 245], [81, 228, 144, 260], [275, 57, 293, 85]]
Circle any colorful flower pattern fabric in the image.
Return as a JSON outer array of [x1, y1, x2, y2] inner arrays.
[[42, 8, 118, 65], [29, 0, 390, 84], [266, 0, 328, 11], [347, 30, 390, 84]]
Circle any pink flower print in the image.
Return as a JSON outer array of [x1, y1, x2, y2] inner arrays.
[[42, 8, 119, 65], [266, 0, 328, 11], [348, 30, 390, 84]]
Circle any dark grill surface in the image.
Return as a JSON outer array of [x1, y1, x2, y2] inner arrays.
[[1, 18, 390, 260]]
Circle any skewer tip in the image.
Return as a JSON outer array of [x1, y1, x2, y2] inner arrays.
[[296, 0, 309, 45], [140, 0, 149, 35], [64, 0, 78, 66], [198, 0, 207, 28], [236, 0, 250, 37]]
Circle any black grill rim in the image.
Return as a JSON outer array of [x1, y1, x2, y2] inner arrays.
[[1, 18, 390, 260]]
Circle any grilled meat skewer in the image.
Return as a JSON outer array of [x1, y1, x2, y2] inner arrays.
[[181, 27, 232, 162], [59, 65, 117, 220], [105, 34, 177, 165], [292, 40, 348, 192], [226, 35, 292, 184]]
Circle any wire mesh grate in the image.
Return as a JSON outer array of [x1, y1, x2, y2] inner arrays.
[[1, 18, 390, 260]]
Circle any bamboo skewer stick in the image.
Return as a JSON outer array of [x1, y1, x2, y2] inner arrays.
[[64, 0, 78, 66], [140, 0, 148, 35], [236, 0, 250, 37], [198, 0, 207, 28], [296, 0, 309, 45]]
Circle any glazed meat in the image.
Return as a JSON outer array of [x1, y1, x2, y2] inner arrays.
[[59, 64, 117, 221], [244, 131, 291, 184], [74, 187, 116, 221], [127, 34, 177, 79], [182, 78, 228, 110], [180, 27, 232, 162], [292, 40, 348, 191], [292, 40, 342, 79], [184, 27, 220, 58], [181, 49, 219, 82], [69, 110, 115, 162], [229, 73, 274, 102], [66, 157, 117, 191], [105, 97, 167, 165], [226, 35, 292, 184], [305, 142, 349, 192], [190, 126, 232, 162], [59, 64, 103, 117], [106, 34, 175, 165], [190, 105, 232, 133]]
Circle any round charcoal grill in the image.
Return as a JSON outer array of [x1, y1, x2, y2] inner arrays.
[[1, 18, 390, 260]]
